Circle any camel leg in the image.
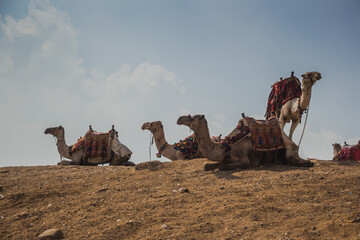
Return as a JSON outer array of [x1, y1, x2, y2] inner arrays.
[[204, 163, 222, 171], [120, 161, 135, 166], [286, 156, 314, 167], [218, 159, 251, 171], [57, 160, 79, 165], [289, 118, 300, 140]]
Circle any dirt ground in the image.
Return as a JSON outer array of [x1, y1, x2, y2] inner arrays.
[[0, 159, 359, 239]]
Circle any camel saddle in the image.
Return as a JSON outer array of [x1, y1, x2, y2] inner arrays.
[[173, 134, 202, 159], [265, 76, 301, 119], [71, 129, 113, 163], [246, 117, 285, 151]]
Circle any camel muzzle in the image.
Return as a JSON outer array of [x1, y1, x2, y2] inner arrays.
[[44, 128, 53, 134], [141, 122, 150, 130]]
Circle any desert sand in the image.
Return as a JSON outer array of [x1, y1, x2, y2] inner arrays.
[[0, 159, 359, 239]]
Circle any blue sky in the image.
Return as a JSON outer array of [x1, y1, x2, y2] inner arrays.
[[1, 0, 359, 166]]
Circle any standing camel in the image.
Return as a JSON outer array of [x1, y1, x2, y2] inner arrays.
[[44, 126, 134, 166], [177, 114, 314, 171], [141, 121, 202, 161], [269, 72, 322, 140]]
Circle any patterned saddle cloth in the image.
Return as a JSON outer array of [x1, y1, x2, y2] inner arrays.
[[265, 76, 302, 119], [173, 134, 202, 160], [246, 117, 285, 151], [71, 129, 111, 160]]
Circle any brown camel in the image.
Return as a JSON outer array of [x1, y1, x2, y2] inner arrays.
[[177, 114, 314, 171], [44, 126, 134, 166], [278, 72, 322, 140], [141, 121, 202, 161], [332, 143, 342, 160]]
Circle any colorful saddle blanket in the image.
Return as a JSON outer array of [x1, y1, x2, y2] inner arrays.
[[173, 134, 202, 160], [71, 130, 110, 160], [334, 143, 360, 161], [246, 117, 285, 151], [265, 76, 302, 119]]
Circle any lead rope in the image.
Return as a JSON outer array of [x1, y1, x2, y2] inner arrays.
[[298, 104, 310, 148], [53, 136, 64, 162], [149, 133, 154, 161]]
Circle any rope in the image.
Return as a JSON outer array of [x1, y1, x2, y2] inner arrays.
[[298, 104, 309, 148], [149, 132, 154, 161], [53, 136, 64, 162]]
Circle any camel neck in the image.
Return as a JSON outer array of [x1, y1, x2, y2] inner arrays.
[[152, 127, 168, 150], [194, 121, 224, 162], [299, 80, 312, 110], [55, 129, 71, 159]]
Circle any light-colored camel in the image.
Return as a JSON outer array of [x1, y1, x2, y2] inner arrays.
[[278, 71, 322, 140], [44, 126, 134, 166], [141, 121, 202, 161], [177, 114, 314, 171], [332, 143, 342, 160]]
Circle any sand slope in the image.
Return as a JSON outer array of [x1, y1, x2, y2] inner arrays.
[[0, 159, 359, 239]]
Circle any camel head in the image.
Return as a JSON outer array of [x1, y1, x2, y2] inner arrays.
[[141, 121, 163, 133], [332, 143, 342, 157], [44, 126, 64, 137], [301, 71, 322, 86], [177, 114, 206, 132]]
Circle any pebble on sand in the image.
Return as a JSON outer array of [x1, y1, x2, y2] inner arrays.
[[38, 229, 64, 240]]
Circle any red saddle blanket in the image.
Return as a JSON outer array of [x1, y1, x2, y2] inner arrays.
[[71, 130, 110, 160], [334, 144, 360, 161], [265, 76, 301, 119], [246, 117, 285, 151]]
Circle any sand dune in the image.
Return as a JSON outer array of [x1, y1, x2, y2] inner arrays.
[[0, 159, 359, 239]]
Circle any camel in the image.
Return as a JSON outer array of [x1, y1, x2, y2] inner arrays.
[[278, 71, 322, 140], [141, 121, 202, 161], [177, 114, 314, 171], [44, 125, 134, 166]]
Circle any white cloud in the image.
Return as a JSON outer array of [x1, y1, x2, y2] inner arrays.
[[0, 0, 186, 166]]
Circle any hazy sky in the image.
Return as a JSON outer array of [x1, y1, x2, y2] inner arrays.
[[1, 0, 359, 166]]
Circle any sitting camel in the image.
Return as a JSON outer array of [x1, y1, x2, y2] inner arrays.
[[141, 121, 203, 161], [177, 114, 314, 171], [268, 72, 322, 140], [332, 143, 342, 160], [44, 125, 134, 166]]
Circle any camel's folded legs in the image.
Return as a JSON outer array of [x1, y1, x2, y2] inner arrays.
[[285, 156, 314, 167], [219, 161, 251, 171]]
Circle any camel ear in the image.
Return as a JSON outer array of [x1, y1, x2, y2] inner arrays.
[[200, 115, 205, 120], [59, 125, 62, 128], [332, 144, 335, 146], [301, 74, 305, 78]]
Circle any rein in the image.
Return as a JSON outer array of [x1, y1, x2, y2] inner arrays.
[[53, 136, 64, 162], [298, 98, 310, 148], [149, 132, 154, 161]]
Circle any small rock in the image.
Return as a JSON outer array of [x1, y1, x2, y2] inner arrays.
[[96, 188, 109, 193], [162, 224, 167, 229], [0, 185, 3, 192], [38, 229, 64, 240], [47, 204, 52, 208], [219, 186, 225, 190], [117, 219, 121, 223], [179, 188, 189, 193], [244, 226, 248, 229], [126, 220, 133, 224], [0, 194, 4, 199], [312, 226, 317, 230]]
